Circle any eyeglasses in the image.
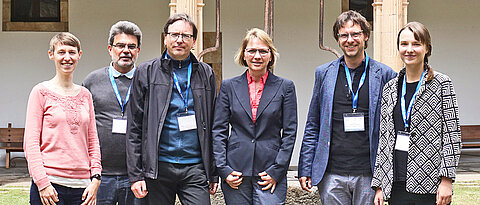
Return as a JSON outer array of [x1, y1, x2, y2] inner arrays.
[[112, 43, 138, 51], [245, 48, 271, 57], [337, 30, 363, 41], [167, 32, 194, 41]]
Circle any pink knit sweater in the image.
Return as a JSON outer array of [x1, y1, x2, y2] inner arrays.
[[24, 83, 102, 190]]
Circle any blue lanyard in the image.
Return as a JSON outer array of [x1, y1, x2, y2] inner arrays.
[[401, 69, 425, 129], [344, 53, 369, 112], [108, 67, 134, 116], [172, 63, 192, 112]]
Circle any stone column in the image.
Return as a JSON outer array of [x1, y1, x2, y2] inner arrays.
[[372, 0, 409, 71], [169, 0, 205, 57]]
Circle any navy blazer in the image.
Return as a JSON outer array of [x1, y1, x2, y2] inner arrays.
[[213, 70, 297, 182], [298, 56, 396, 186]]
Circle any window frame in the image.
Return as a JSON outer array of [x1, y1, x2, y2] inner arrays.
[[3, 0, 68, 32]]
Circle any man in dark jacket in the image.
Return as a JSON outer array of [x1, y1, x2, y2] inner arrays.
[[126, 13, 218, 205]]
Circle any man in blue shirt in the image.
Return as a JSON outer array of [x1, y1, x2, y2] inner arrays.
[[126, 13, 218, 205]]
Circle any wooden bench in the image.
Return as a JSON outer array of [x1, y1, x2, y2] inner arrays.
[[0, 123, 25, 168], [461, 125, 480, 148]]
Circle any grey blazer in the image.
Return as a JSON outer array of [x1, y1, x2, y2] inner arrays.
[[371, 68, 462, 199]]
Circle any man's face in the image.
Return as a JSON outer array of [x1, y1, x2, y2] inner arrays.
[[164, 20, 196, 60], [337, 21, 368, 59], [108, 33, 140, 72]]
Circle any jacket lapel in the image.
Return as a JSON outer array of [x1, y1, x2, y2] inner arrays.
[[256, 71, 281, 120], [232, 72, 253, 121], [369, 60, 381, 136]]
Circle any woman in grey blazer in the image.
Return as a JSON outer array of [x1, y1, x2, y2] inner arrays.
[[213, 28, 297, 205], [371, 22, 461, 205]]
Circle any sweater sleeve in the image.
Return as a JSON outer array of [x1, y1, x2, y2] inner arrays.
[[85, 90, 102, 176], [24, 85, 51, 190]]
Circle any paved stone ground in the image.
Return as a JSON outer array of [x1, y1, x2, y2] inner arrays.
[[1, 151, 479, 204]]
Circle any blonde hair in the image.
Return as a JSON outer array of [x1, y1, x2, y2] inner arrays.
[[234, 28, 279, 70], [49, 32, 81, 52]]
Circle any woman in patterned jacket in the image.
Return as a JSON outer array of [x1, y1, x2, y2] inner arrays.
[[371, 22, 461, 205]]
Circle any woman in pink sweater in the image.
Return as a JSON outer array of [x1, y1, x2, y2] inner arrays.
[[24, 32, 102, 205]]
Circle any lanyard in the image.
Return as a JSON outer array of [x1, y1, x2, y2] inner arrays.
[[344, 53, 369, 112], [108, 67, 134, 116], [172, 63, 192, 112], [401, 69, 425, 130]]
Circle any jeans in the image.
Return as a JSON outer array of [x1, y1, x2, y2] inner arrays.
[[317, 172, 375, 205], [97, 175, 144, 205], [144, 162, 210, 205], [30, 181, 85, 205], [221, 176, 287, 205]]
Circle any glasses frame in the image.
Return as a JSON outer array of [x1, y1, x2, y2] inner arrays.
[[244, 48, 271, 57], [112, 43, 138, 51], [167, 32, 194, 41], [337, 30, 364, 41]]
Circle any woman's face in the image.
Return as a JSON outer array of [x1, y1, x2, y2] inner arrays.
[[49, 43, 82, 75], [243, 38, 271, 73], [398, 29, 427, 68]]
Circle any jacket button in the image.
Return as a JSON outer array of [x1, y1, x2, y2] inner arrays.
[[251, 139, 255, 143]]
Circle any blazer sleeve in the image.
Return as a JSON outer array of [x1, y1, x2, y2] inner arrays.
[[298, 68, 323, 177], [265, 80, 298, 182], [126, 65, 149, 183], [212, 80, 234, 179], [438, 78, 461, 180]]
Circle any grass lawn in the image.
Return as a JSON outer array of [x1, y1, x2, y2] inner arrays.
[[0, 181, 478, 204]]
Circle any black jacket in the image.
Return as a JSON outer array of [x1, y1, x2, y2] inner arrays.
[[126, 52, 218, 183]]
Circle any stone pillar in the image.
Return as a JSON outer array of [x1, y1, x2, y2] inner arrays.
[[169, 0, 205, 57], [372, 0, 409, 71]]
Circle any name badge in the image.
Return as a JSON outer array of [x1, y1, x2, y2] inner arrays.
[[343, 112, 365, 132], [177, 112, 197, 131], [395, 131, 410, 152], [112, 118, 127, 134]]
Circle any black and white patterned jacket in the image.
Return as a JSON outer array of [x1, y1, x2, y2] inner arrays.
[[371, 68, 461, 199]]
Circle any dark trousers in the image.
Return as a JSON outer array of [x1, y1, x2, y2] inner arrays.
[[97, 175, 144, 205], [388, 181, 437, 205], [221, 176, 287, 205], [30, 181, 85, 205], [145, 161, 210, 205]]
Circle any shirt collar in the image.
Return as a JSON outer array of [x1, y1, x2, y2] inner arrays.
[[246, 70, 269, 84], [340, 57, 367, 70], [109, 62, 136, 79], [164, 53, 192, 69]]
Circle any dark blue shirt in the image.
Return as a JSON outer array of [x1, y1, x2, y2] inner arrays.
[[158, 54, 202, 164]]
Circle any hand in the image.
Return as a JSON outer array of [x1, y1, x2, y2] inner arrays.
[[209, 182, 218, 195], [374, 188, 384, 205], [81, 178, 100, 205], [436, 177, 453, 205], [131, 180, 148, 198], [257, 171, 277, 193], [39, 185, 59, 205], [298, 176, 312, 192], [225, 171, 243, 189]]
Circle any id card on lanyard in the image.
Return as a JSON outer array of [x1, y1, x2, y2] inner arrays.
[[109, 66, 134, 134], [343, 53, 369, 132], [172, 62, 197, 132], [395, 70, 425, 151]]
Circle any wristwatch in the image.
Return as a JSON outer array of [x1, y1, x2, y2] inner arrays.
[[91, 174, 101, 181]]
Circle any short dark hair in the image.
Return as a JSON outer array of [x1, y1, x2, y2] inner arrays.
[[163, 13, 198, 39], [49, 32, 81, 52], [108, 21, 143, 47], [333, 10, 371, 48]]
